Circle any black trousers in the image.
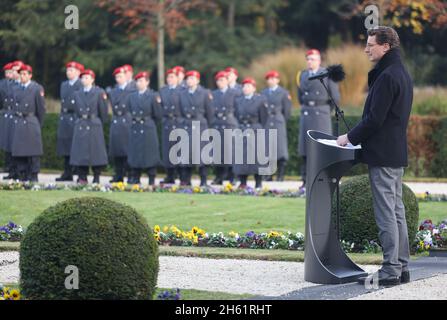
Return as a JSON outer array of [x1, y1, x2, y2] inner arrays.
[[14, 156, 40, 180], [131, 167, 157, 185], [164, 167, 178, 183], [214, 166, 228, 182], [239, 174, 262, 188], [113, 156, 128, 180], [62, 156, 73, 176], [180, 166, 208, 185], [77, 166, 103, 180]]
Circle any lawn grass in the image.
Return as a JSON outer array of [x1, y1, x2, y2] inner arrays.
[[1, 190, 445, 235], [0, 190, 305, 234]]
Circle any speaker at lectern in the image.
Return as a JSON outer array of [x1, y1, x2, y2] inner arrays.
[[304, 130, 368, 284]]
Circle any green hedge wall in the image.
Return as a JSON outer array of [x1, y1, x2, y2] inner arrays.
[[1, 113, 446, 177]]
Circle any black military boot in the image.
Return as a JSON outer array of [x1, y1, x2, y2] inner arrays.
[[132, 170, 141, 185], [110, 157, 124, 183], [162, 168, 175, 184], [226, 167, 235, 184], [212, 167, 224, 185], [148, 175, 156, 186], [29, 173, 39, 183], [92, 167, 101, 184], [277, 160, 286, 182], [255, 174, 263, 189], [56, 157, 73, 181]]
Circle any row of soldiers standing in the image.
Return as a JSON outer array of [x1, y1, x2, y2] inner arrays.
[[1, 61, 293, 189], [1, 49, 339, 190], [58, 64, 293, 189]]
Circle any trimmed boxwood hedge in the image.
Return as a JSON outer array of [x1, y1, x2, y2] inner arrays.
[[19, 197, 159, 300], [334, 174, 419, 250]]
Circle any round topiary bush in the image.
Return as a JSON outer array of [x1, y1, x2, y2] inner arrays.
[[20, 197, 159, 300], [334, 174, 419, 250]]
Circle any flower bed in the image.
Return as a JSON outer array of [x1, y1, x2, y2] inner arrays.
[[0, 222, 24, 242], [0, 286, 21, 300], [0, 181, 301, 198], [415, 192, 447, 202], [414, 219, 447, 252], [153, 225, 305, 251]]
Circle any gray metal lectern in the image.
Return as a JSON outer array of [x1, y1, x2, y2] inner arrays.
[[304, 130, 368, 284]]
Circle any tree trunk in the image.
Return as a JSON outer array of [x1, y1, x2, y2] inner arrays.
[[157, 0, 165, 89], [227, 0, 235, 30]]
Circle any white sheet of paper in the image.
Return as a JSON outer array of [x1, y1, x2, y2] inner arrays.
[[317, 139, 361, 150]]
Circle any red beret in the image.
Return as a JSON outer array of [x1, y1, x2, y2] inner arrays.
[[242, 77, 256, 87], [113, 66, 126, 76], [265, 70, 280, 79], [19, 64, 33, 73], [225, 67, 238, 77], [3, 63, 13, 71], [135, 71, 150, 81], [173, 66, 185, 74], [166, 68, 177, 76], [306, 49, 321, 57], [122, 64, 133, 72], [12, 61, 24, 69], [215, 71, 228, 81], [185, 70, 200, 80], [66, 61, 84, 72], [80, 69, 95, 79]]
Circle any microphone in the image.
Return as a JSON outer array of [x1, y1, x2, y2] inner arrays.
[[308, 64, 345, 82]]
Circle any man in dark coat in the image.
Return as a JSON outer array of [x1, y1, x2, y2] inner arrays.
[[55, 61, 84, 181], [159, 68, 183, 184], [69, 69, 109, 184], [337, 27, 413, 286], [261, 70, 292, 182], [297, 49, 340, 193], [210, 71, 238, 185], [108, 66, 135, 183], [127, 71, 162, 185], [11, 64, 46, 182], [178, 70, 213, 186]]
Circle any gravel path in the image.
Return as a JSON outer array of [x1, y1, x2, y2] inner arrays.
[[0, 251, 19, 284], [1, 251, 376, 296], [351, 274, 447, 300], [2, 251, 446, 299]]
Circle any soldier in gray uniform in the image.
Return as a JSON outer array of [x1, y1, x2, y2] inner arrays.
[[225, 67, 243, 96], [1, 61, 24, 180], [0, 63, 15, 174], [210, 70, 238, 185], [179, 70, 213, 186], [159, 68, 183, 184], [261, 70, 292, 182], [55, 61, 84, 181], [173, 66, 187, 89], [123, 64, 137, 91], [108, 66, 135, 183], [297, 49, 340, 193], [127, 71, 162, 185], [69, 69, 109, 184], [233, 77, 265, 189], [11, 64, 46, 182]]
